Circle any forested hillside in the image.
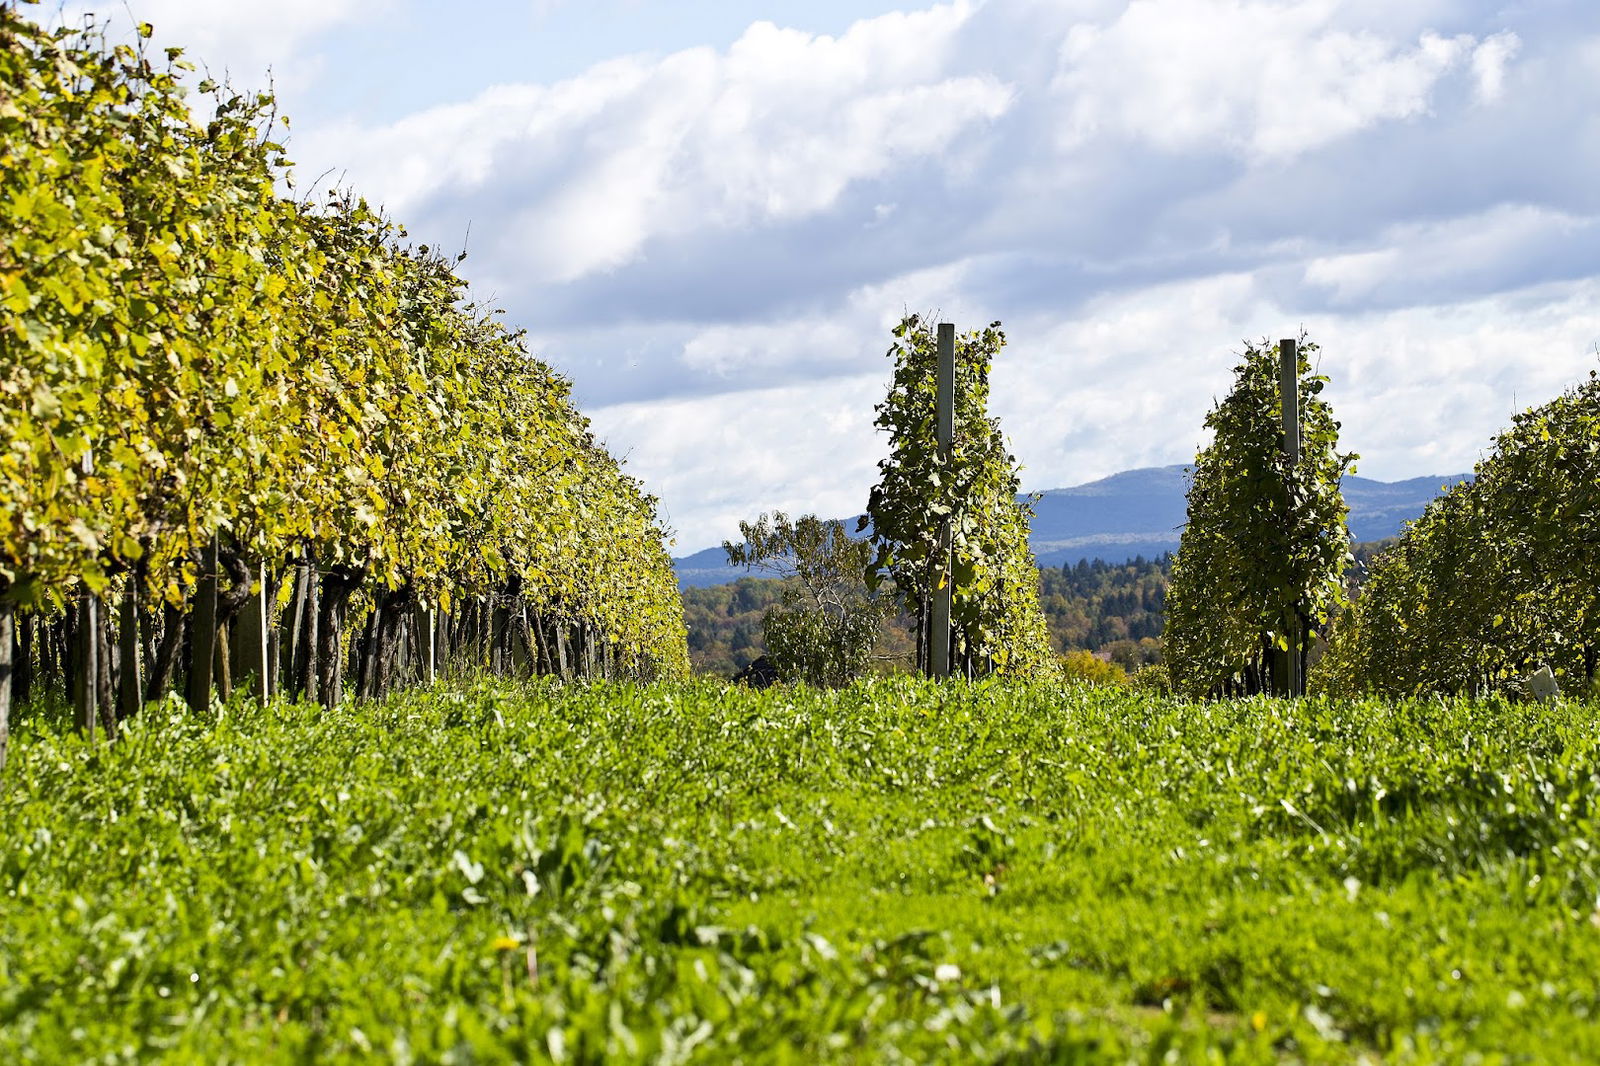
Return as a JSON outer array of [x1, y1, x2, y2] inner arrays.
[[685, 557, 1172, 676], [1038, 555, 1169, 657], [682, 576, 918, 676], [682, 578, 778, 675], [685, 546, 1410, 677]]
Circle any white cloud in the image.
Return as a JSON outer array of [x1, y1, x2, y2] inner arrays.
[[43, 1, 1600, 555], [1471, 30, 1520, 104], [1053, 0, 1484, 160], [591, 375, 890, 549], [677, 261, 970, 377], [991, 270, 1600, 504], [1301, 249, 1404, 303], [294, 2, 1009, 283], [605, 264, 1600, 550], [1301, 205, 1597, 305]]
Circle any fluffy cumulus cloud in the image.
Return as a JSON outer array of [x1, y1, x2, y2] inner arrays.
[[44, 0, 1600, 548], [590, 374, 891, 551], [1053, 0, 1480, 160], [1299, 205, 1600, 309], [988, 272, 1600, 489], [1470, 30, 1521, 103], [294, 4, 1010, 283]]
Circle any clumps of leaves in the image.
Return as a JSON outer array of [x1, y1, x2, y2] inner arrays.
[[1166, 337, 1355, 697], [0, 7, 687, 677], [862, 315, 1054, 678], [1319, 369, 1600, 698]]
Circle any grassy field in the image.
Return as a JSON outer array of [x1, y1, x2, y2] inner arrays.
[[2, 681, 1597, 1063]]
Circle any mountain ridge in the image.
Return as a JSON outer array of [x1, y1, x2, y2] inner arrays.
[[674, 465, 1469, 588]]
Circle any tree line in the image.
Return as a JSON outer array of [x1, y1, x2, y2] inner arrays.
[[685, 555, 1170, 679], [0, 6, 687, 768]]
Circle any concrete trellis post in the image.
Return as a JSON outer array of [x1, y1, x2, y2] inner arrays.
[[1280, 337, 1302, 697], [929, 323, 956, 679]]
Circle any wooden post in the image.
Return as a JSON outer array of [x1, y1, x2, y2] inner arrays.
[[267, 614, 280, 701], [214, 621, 232, 700], [234, 563, 270, 705], [414, 606, 435, 685], [74, 445, 104, 734], [1279, 337, 1302, 698], [187, 537, 218, 714], [435, 609, 449, 680], [74, 594, 99, 738], [929, 322, 956, 679], [95, 603, 115, 737], [0, 602, 12, 772], [284, 560, 306, 696], [118, 589, 142, 720], [354, 608, 379, 700], [15, 610, 31, 708], [491, 601, 509, 675], [510, 606, 530, 677], [475, 598, 489, 667], [301, 562, 320, 705]]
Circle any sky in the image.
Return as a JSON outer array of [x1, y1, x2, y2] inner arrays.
[[46, 0, 1600, 550]]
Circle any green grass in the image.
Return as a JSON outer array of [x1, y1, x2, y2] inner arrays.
[[2, 681, 1598, 1062]]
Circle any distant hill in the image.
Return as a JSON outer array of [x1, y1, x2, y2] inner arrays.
[[1026, 466, 1469, 568], [674, 465, 1469, 588]]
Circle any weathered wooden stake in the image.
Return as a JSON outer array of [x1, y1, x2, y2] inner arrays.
[[14, 611, 30, 709], [95, 604, 114, 736], [1280, 337, 1302, 698], [491, 601, 510, 675], [284, 560, 306, 694], [74, 443, 105, 734], [435, 609, 449, 679], [0, 603, 12, 772], [300, 562, 320, 705], [415, 606, 436, 685], [118, 589, 142, 720], [929, 322, 956, 680], [187, 537, 218, 714], [235, 563, 270, 705], [74, 594, 99, 737], [215, 621, 232, 700]]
